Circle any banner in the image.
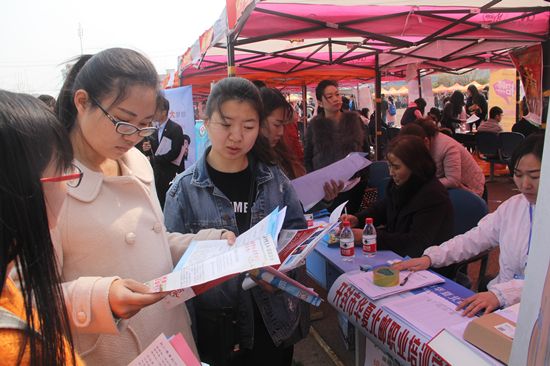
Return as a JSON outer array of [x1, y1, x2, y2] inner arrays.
[[421, 76, 434, 113], [488, 68, 517, 131], [163, 86, 196, 166], [406, 63, 420, 103], [510, 45, 543, 125]]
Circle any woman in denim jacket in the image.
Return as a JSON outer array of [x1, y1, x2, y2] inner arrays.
[[164, 77, 308, 366]]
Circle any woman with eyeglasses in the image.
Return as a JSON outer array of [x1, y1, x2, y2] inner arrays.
[[304, 79, 367, 214], [0, 90, 83, 365], [55, 48, 234, 365]]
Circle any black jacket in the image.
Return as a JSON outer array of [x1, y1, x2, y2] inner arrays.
[[356, 176, 454, 259]]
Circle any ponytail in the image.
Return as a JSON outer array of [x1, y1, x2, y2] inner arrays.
[[56, 48, 159, 132]]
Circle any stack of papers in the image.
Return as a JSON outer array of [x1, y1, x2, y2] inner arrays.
[[347, 269, 444, 300], [129, 333, 201, 366]]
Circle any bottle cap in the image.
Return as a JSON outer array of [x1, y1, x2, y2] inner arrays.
[[366, 217, 373, 224], [342, 220, 351, 227]]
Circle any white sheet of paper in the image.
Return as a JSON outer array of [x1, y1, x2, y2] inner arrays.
[[384, 291, 470, 338], [128, 333, 185, 366], [155, 137, 172, 156], [292, 153, 371, 211], [329, 200, 349, 224], [347, 269, 444, 300], [466, 114, 480, 124]]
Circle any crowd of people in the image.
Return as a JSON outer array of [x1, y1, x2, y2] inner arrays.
[[0, 46, 546, 366]]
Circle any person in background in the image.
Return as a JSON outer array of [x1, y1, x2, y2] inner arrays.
[[150, 95, 185, 208], [341, 135, 454, 270], [164, 77, 308, 366], [380, 94, 388, 124], [440, 90, 466, 133], [0, 90, 82, 365], [38, 94, 56, 112], [386, 95, 397, 127], [395, 133, 544, 317], [179, 134, 191, 173], [400, 119, 485, 197], [304, 79, 366, 213], [466, 84, 488, 130], [477, 106, 503, 133], [427, 107, 442, 126], [259, 86, 342, 206], [349, 94, 357, 111], [400, 97, 426, 126], [513, 97, 542, 137], [55, 48, 234, 365]]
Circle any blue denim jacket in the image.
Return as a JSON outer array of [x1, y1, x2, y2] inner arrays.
[[164, 151, 308, 349]]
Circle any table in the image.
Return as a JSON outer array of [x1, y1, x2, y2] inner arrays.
[[306, 241, 484, 366]]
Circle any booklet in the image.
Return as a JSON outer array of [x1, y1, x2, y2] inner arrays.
[[146, 208, 284, 293]]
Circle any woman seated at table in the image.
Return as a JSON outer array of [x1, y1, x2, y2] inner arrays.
[[394, 133, 544, 317], [400, 119, 485, 197], [341, 135, 454, 266], [440, 90, 467, 133]]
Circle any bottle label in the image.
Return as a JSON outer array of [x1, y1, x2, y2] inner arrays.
[[363, 239, 377, 254], [340, 239, 354, 256]]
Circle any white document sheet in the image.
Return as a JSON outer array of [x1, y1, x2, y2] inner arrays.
[[155, 137, 172, 155], [384, 291, 471, 338], [466, 114, 480, 124], [329, 200, 349, 224], [128, 333, 185, 366], [347, 269, 444, 300], [291, 153, 371, 211]]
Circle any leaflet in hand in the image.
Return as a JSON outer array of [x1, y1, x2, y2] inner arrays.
[[291, 153, 371, 211], [146, 208, 284, 293], [347, 269, 444, 300], [128, 333, 201, 366]]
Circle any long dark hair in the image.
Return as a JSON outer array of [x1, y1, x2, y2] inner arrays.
[[449, 90, 465, 117], [260, 87, 305, 178], [0, 90, 75, 365], [387, 135, 436, 182], [511, 132, 545, 170], [206, 77, 275, 164], [56, 48, 159, 131]]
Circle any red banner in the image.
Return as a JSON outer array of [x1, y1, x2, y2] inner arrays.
[[510, 45, 543, 125]]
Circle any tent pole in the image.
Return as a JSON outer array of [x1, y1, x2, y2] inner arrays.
[[516, 70, 521, 122], [543, 39, 549, 129], [227, 34, 236, 77], [302, 84, 308, 132], [375, 53, 382, 161], [417, 69, 422, 99]]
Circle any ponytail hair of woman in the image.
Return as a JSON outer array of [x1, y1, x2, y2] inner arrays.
[[56, 48, 159, 132], [0, 90, 76, 365]]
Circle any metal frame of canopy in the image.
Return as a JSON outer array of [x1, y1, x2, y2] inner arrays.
[[171, 0, 548, 158]]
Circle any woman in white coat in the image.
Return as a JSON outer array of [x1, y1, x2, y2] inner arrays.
[[55, 48, 234, 365], [395, 133, 544, 317]]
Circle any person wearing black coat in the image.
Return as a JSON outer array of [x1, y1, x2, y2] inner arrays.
[[342, 135, 455, 275], [150, 96, 184, 207]]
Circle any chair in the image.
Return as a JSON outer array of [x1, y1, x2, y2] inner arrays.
[[475, 132, 505, 182], [448, 188, 490, 291], [499, 132, 525, 162], [367, 161, 390, 201]]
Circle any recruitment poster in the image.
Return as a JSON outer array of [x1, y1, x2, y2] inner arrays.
[[488, 68, 516, 131], [163, 86, 196, 166], [510, 44, 543, 125]]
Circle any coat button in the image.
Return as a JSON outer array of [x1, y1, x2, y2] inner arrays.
[[125, 232, 136, 244], [77, 311, 87, 323], [153, 223, 163, 233]]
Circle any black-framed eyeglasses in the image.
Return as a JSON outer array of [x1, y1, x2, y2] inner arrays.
[[40, 164, 83, 188], [90, 97, 157, 137]]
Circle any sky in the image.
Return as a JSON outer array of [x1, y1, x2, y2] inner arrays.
[[0, 0, 227, 96]]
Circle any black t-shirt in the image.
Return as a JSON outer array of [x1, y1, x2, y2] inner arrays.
[[206, 161, 255, 235]]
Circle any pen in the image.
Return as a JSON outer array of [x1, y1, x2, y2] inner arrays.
[[399, 272, 413, 286]]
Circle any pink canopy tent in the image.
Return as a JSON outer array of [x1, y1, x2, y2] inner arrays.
[[170, 0, 549, 93]]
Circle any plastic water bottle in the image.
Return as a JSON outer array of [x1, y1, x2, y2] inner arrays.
[[362, 218, 377, 257], [340, 220, 354, 261]]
